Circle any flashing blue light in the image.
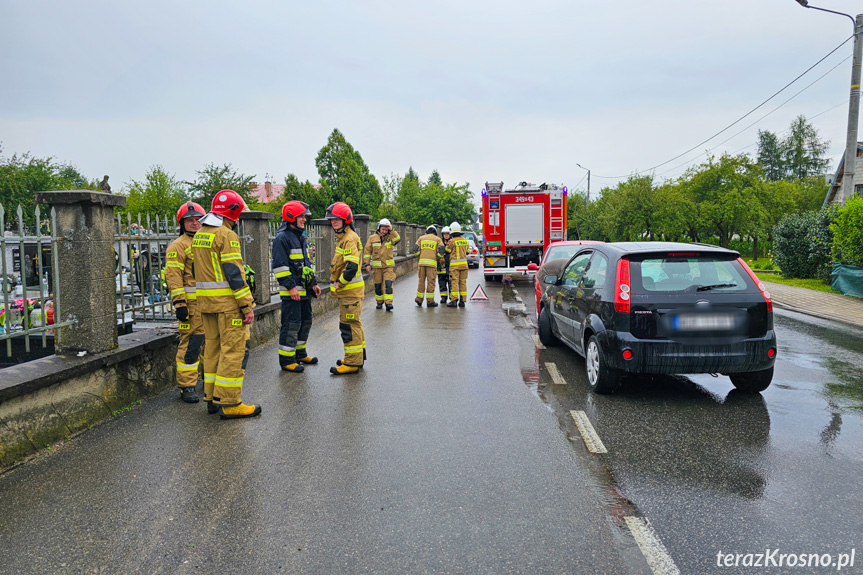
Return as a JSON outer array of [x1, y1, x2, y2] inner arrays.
[[481, 188, 488, 197], [562, 186, 568, 195]]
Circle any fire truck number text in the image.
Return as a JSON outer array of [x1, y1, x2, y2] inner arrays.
[[515, 196, 535, 203]]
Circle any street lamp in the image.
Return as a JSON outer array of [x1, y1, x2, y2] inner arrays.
[[576, 163, 591, 204], [796, 0, 863, 203]]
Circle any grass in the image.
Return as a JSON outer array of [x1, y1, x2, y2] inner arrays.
[[743, 257, 777, 272], [755, 273, 839, 294]]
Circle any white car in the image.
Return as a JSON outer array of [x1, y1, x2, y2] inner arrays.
[[466, 239, 481, 268]]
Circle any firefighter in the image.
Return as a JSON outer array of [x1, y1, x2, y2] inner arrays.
[[165, 201, 206, 403], [363, 218, 401, 311], [446, 222, 470, 307], [326, 202, 366, 375], [412, 225, 443, 307], [437, 225, 452, 305], [191, 190, 261, 419], [273, 200, 321, 373]]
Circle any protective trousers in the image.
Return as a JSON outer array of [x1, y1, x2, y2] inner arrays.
[[450, 268, 468, 301], [416, 267, 437, 303], [279, 298, 313, 367], [202, 311, 250, 406], [338, 296, 365, 367], [373, 268, 396, 304], [176, 301, 205, 388], [437, 270, 450, 302]]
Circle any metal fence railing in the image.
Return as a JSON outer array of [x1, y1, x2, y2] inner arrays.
[[113, 213, 176, 327], [0, 203, 73, 359]]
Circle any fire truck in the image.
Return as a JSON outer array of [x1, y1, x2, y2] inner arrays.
[[481, 181, 568, 281]]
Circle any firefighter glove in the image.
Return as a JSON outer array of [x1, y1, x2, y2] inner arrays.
[[175, 306, 189, 322], [301, 266, 315, 283]]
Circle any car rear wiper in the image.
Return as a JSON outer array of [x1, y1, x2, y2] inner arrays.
[[696, 283, 738, 291]]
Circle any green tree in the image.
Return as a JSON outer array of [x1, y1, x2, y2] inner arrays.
[[0, 152, 94, 225], [757, 129, 784, 182], [281, 173, 332, 220], [185, 163, 255, 207], [121, 165, 189, 216], [782, 115, 830, 181], [315, 129, 383, 217], [427, 169, 443, 187]]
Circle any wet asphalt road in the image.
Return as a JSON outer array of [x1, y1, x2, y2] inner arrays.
[[513, 278, 863, 575], [0, 274, 654, 575]]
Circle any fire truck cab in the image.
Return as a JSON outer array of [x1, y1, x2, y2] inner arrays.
[[482, 181, 568, 281]]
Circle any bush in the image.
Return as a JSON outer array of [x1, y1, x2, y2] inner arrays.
[[773, 206, 835, 279], [830, 195, 863, 266]]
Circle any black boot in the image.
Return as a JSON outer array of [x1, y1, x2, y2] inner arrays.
[[179, 386, 199, 403], [446, 300, 458, 307], [427, 301, 439, 307], [385, 303, 393, 312], [458, 298, 466, 307], [415, 299, 423, 307], [376, 302, 383, 309], [440, 297, 447, 304]]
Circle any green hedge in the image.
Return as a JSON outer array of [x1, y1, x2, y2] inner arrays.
[[773, 206, 835, 280], [830, 196, 863, 267]]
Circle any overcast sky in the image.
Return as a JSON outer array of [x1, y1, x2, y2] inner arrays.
[[2, 0, 861, 203]]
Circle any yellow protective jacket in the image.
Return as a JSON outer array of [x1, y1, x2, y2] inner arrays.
[[164, 233, 196, 310], [363, 230, 401, 268], [191, 218, 255, 314], [446, 235, 470, 270], [330, 226, 365, 298], [414, 233, 443, 268]]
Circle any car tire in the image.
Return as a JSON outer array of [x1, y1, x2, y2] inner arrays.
[[538, 306, 557, 347], [729, 367, 773, 393], [585, 334, 621, 394]]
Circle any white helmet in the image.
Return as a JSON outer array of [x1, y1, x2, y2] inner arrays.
[[441, 226, 451, 234], [378, 218, 391, 228], [450, 222, 462, 233]]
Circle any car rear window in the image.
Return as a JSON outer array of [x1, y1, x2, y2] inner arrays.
[[633, 256, 751, 293]]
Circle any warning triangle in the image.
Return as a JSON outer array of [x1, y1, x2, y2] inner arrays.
[[470, 284, 489, 301]]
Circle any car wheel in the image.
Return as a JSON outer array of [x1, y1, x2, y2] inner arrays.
[[585, 335, 621, 394], [538, 306, 557, 347], [729, 367, 773, 393]]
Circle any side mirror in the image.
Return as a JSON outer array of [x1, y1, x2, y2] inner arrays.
[[543, 274, 558, 285], [527, 263, 539, 271]]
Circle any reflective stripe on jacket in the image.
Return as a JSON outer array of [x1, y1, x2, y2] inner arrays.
[[191, 219, 255, 313], [446, 236, 470, 269], [165, 234, 195, 307], [363, 230, 401, 268], [414, 233, 443, 268]]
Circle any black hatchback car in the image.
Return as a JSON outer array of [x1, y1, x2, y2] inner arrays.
[[537, 242, 777, 394]]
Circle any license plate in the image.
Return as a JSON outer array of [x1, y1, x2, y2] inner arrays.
[[673, 313, 734, 331]]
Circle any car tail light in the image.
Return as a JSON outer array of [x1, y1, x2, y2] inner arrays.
[[768, 347, 776, 358], [615, 258, 631, 313], [737, 258, 773, 312], [471, 248, 478, 254], [622, 349, 633, 360]]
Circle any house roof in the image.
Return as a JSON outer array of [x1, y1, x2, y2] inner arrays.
[[248, 182, 285, 204], [824, 142, 863, 206]]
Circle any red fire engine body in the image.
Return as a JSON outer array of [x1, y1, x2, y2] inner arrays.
[[481, 181, 568, 280]]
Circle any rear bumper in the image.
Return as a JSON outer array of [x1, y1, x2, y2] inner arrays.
[[601, 330, 777, 374]]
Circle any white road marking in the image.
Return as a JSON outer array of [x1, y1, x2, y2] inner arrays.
[[533, 335, 546, 350], [624, 516, 681, 575], [570, 410, 607, 453], [545, 362, 566, 385]]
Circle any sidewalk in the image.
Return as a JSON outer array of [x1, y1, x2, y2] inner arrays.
[[761, 279, 863, 328]]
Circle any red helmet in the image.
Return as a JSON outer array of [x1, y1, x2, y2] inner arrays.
[[211, 189, 248, 221], [176, 201, 205, 224], [325, 202, 353, 224], [282, 200, 311, 223]]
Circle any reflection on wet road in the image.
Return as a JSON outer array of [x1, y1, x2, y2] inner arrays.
[[511, 279, 863, 575]]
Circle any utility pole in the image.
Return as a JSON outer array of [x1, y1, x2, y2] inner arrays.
[[795, 2, 862, 203], [576, 163, 591, 204], [840, 14, 862, 203]]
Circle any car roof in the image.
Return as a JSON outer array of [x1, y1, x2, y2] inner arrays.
[[546, 240, 602, 247], [592, 241, 739, 257]]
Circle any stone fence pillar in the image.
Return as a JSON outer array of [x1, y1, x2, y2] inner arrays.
[[354, 214, 370, 249], [239, 210, 274, 306], [34, 190, 126, 355], [395, 221, 407, 256]]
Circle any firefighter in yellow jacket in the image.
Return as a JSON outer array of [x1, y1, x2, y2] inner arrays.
[[191, 190, 261, 419], [165, 201, 207, 403], [327, 202, 366, 375], [413, 225, 444, 307], [446, 222, 470, 307], [363, 218, 400, 312]]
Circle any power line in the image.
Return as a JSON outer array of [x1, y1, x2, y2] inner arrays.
[[592, 35, 854, 180]]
